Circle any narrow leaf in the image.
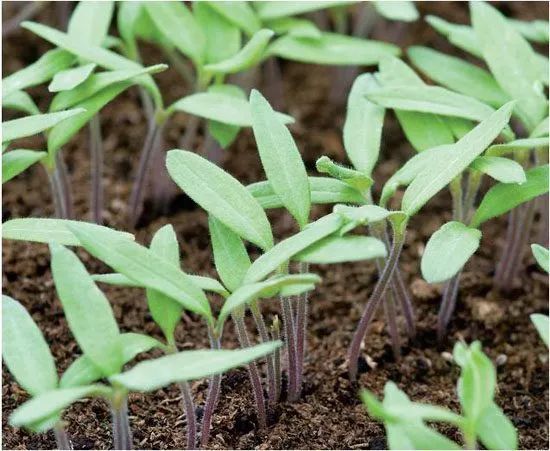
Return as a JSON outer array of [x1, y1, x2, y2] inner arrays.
[[48, 63, 96, 92], [295, 235, 387, 263], [68, 1, 114, 47], [476, 402, 518, 450], [531, 244, 549, 273], [206, 1, 261, 36], [2, 90, 40, 115], [265, 17, 322, 40], [374, 1, 419, 22], [2, 150, 46, 183], [470, 156, 526, 184], [205, 84, 245, 149], [486, 137, 549, 157], [316, 156, 373, 193], [530, 314, 549, 347], [256, 1, 354, 20]]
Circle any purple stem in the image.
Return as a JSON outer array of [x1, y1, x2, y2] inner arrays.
[[177, 381, 197, 450], [293, 262, 309, 401], [437, 270, 462, 342], [200, 331, 222, 449], [111, 395, 133, 450], [89, 114, 103, 224], [54, 422, 72, 450], [495, 206, 522, 288], [279, 293, 298, 400], [271, 315, 282, 403], [382, 287, 401, 360]]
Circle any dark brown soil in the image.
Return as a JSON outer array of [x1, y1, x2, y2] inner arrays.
[[2, 2, 549, 450]]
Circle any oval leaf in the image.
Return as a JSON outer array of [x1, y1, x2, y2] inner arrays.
[[531, 244, 549, 273], [470, 156, 526, 184]]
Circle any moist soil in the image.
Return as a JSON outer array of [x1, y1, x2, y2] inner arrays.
[[2, 2, 549, 450]]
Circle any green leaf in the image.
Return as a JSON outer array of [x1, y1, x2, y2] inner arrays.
[[193, 2, 242, 64], [205, 84, 245, 149], [255, 1, 355, 20], [407, 46, 509, 107], [147, 225, 184, 344], [531, 244, 549, 273], [169, 91, 293, 127], [248, 176, 364, 209], [60, 333, 165, 388], [209, 216, 251, 293], [2, 295, 58, 396], [510, 19, 549, 43], [402, 101, 515, 216], [374, 1, 419, 22], [48, 63, 96, 92], [487, 137, 549, 157], [206, 1, 261, 36], [530, 314, 549, 347], [265, 17, 321, 40], [386, 422, 461, 450], [218, 275, 320, 330], [244, 213, 343, 283], [471, 165, 549, 228], [144, 1, 205, 66], [2, 90, 40, 115], [1, 218, 133, 246], [166, 149, 274, 250], [204, 29, 274, 75], [421, 221, 481, 284], [68, 0, 114, 47], [343, 74, 385, 175], [531, 117, 549, 138], [10, 385, 111, 428], [471, 1, 547, 130], [2, 149, 47, 183], [2, 108, 85, 143], [267, 32, 400, 66], [295, 235, 386, 263], [50, 64, 167, 112], [50, 244, 123, 376], [316, 156, 373, 193], [333, 204, 406, 235], [250, 89, 311, 228], [476, 402, 518, 450], [110, 341, 282, 391], [470, 156, 526, 184], [66, 222, 212, 321], [117, 1, 145, 60], [2, 49, 75, 98]]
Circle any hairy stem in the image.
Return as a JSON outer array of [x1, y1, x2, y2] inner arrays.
[[232, 313, 267, 428], [393, 269, 416, 338], [495, 207, 521, 287], [349, 226, 406, 381], [200, 330, 222, 449], [54, 422, 72, 450], [271, 315, 282, 403], [89, 114, 104, 224], [279, 293, 298, 399], [177, 381, 197, 450], [437, 270, 462, 341], [55, 151, 74, 219], [46, 167, 64, 218], [382, 287, 401, 360], [293, 261, 309, 401], [111, 394, 133, 450]]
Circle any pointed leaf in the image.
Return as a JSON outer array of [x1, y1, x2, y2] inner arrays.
[[316, 156, 373, 193], [256, 1, 355, 20], [510, 19, 549, 43], [487, 137, 549, 157], [2, 150, 47, 183], [476, 402, 518, 450], [470, 156, 526, 184], [2, 90, 40, 115], [530, 314, 549, 347], [531, 244, 549, 273], [48, 63, 96, 92], [68, 1, 114, 47], [374, 1, 419, 22], [295, 235, 386, 263], [205, 84, 245, 148], [206, 1, 261, 36], [265, 17, 322, 40]]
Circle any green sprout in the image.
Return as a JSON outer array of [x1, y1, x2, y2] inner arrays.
[[530, 244, 549, 347], [362, 341, 517, 450]]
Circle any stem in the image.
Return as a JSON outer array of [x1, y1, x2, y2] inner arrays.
[[382, 287, 401, 360], [138, 87, 155, 125], [89, 115, 104, 224], [495, 207, 521, 287], [393, 269, 416, 338], [537, 194, 549, 248], [200, 330, 222, 449], [293, 261, 309, 401], [437, 270, 462, 342], [232, 312, 267, 428], [2, 1, 45, 37], [111, 393, 133, 450], [271, 315, 282, 403], [46, 166, 64, 218], [54, 150, 74, 219], [250, 301, 278, 404], [279, 293, 298, 400], [178, 381, 197, 450], [54, 422, 72, 450], [450, 176, 463, 222], [348, 225, 406, 381]]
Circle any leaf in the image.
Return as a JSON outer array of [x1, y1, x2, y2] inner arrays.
[[407, 46, 509, 107], [265, 17, 322, 40], [333, 204, 400, 226], [110, 341, 282, 391], [471, 165, 549, 228], [10, 385, 111, 428], [255, 1, 355, 20], [471, 1, 547, 130], [206, 1, 261, 36], [144, 1, 205, 66], [248, 176, 364, 209], [205, 84, 245, 149], [267, 32, 400, 66], [48, 63, 96, 92], [250, 89, 311, 228], [316, 156, 374, 193], [60, 333, 165, 388], [2, 49, 75, 98], [343, 74, 385, 175], [295, 235, 386, 263], [147, 225, 184, 344], [66, 221, 212, 321], [2, 150, 47, 183], [487, 137, 549, 157], [2, 295, 58, 396], [531, 244, 549, 273], [2, 90, 40, 115], [386, 422, 461, 450], [510, 19, 549, 43], [204, 29, 274, 75], [244, 213, 343, 283], [476, 402, 518, 450], [1, 218, 134, 246], [50, 64, 167, 112], [2, 108, 85, 143], [402, 102, 515, 216], [374, 1, 419, 22], [530, 314, 549, 347], [166, 149, 274, 250], [50, 244, 123, 376], [470, 156, 526, 184], [218, 275, 321, 330], [209, 216, 251, 293], [117, 1, 145, 60], [169, 91, 293, 127], [68, 0, 114, 47], [421, 221, 481, 284], [531, 117, 549, 138]]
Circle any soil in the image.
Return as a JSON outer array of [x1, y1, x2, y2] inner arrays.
[[2, 2, 549, 450]]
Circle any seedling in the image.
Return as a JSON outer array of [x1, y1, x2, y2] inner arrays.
[[362, 341, 517, 450]]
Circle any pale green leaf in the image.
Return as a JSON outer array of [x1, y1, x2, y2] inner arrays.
[[510, 19, 549, 43], [530, 314, 549, 347], [421, 221, 481, 283], [487, 137, 549, 157], [2, 295, 58, 396], [531, 244, 549, 273], [166, 149, 274, 250], [206, 1, 261, 36], [387, 422, 461, 450], [265, 17, 321, 39], [48, 63, 96, 92], [255, 1, 355, 20], [374, 1, 419, 22], [250, 89, 311, 228], [117, 1, 145, 60], [315, 156, 373, 193], [295, 235, 386, 263], [2, 149, 47, 183], [205, 84, 244, 148], [2, 90, 40, 115], [477, 402, 518, 450], [531, 117, 549, 138], [470, 156, 526, 184], [68, 1, 114, 47]]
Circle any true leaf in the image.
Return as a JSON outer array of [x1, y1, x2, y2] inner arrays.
[[265, 17, 322, 40], [50, 244, 123, 376], [295, 235, 387, 263], [486, 137, 549, 157], [68, 0, 114, 47], [373, 1, 419, 22], [205, 84, 245, 149], [470, 165, 549, 227], [48, 63, 96, 92], [316, 156, 374, 193], [166, 149, 274, 250], [255, 1, 354, 20], [2, 90, 40, 115], [2, 150, 47, 183], [250, 89, 311, 228], [206, 1, 261, 36], [510, 18, 549, 43], [2, 295, 58, 396], [530, 314, 549, 347], [421, 221, 481, 284], [531, 244, 549, 273], [476, 402, 518, 450], [470, 156, 526, 184]]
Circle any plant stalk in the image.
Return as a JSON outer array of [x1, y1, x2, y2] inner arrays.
[[382, 287, 401, 360], [271, 315, 282, 403], [55, 150, 74, 219], [54, 422, 72, 450], [89, 114, 104, 224], [46, 166, 64, 218], [437, 270, 462, 342], [200, 329, 222, 449], [279, 293, 298, 400], [177, 381, 197, 450], [293, 261, 309, 401], [111, 393, 133, 450]]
